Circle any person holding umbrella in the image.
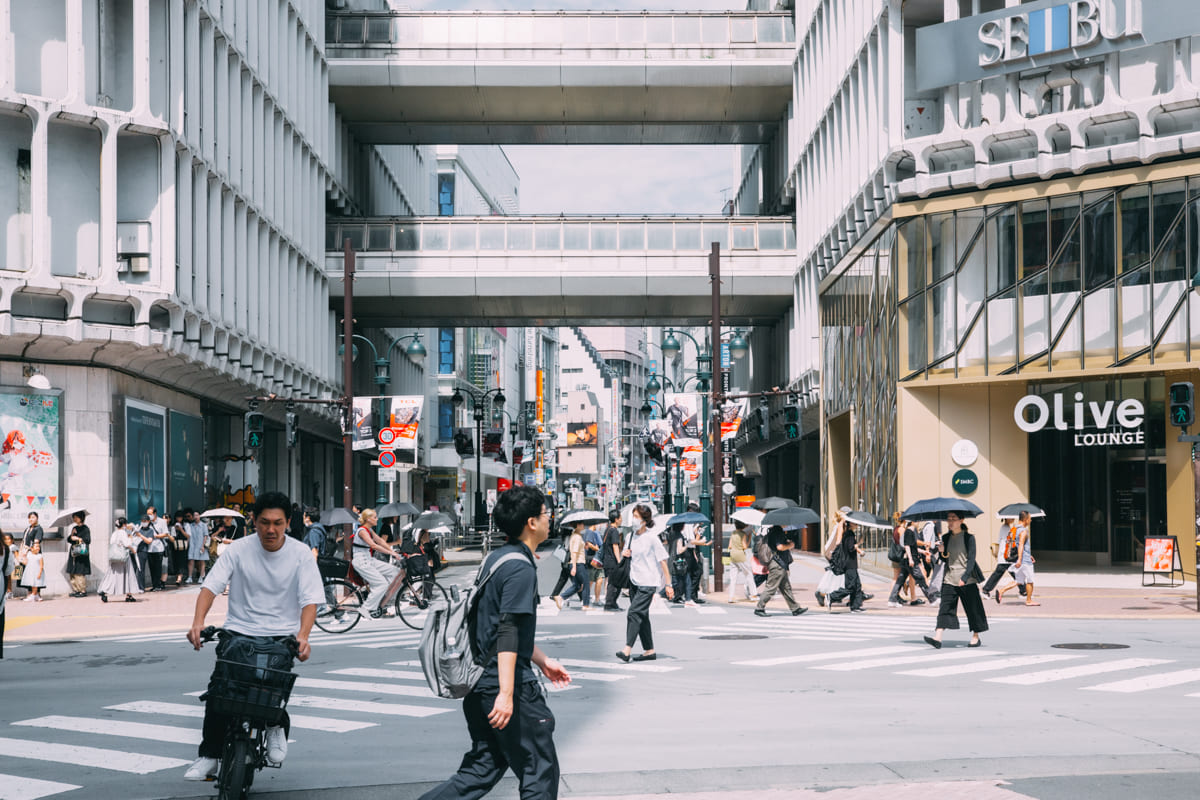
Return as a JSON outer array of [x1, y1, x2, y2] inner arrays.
[[754, 524, 807, 617], [924, 510, 988, 649]]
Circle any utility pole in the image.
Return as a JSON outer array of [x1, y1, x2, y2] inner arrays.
[[342, 239, 355, 560], [709, 242, 725, 593]]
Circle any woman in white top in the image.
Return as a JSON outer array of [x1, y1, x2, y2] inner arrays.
[[616, 505, 674, 663], [99, 517, 142, 603]]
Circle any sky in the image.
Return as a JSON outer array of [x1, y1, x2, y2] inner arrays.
[[397, 0, 751, 214]]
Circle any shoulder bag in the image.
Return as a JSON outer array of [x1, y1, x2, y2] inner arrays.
[[608, 532, 632, 589], [886, 538, 904, 564]]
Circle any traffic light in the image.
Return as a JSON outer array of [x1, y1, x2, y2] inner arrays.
[[757, 401, 769, 441], [1169, 381, 1194, 428], [783, 404, 801, 440], [643, 438, 663, 464], [244, 410, 265, 449], [453, 430, 475, 456], [285, 412, 299, 448]]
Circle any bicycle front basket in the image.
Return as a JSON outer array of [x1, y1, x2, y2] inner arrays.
[[208, 660, 298, 726]]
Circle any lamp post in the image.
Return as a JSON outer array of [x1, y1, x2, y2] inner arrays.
[[339, 331, 428, 504], [671, 444, 685, 514], [452, 386, 506, 528], [492, 407, 521, 484]]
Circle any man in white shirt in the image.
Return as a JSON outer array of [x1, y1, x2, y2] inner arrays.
[[184, 491, 325, 781]]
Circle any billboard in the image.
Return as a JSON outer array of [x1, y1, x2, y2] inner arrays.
[[720, 398, 748, 442], [387, 396, 423, 450], [168, 411, 205, 513], [126, 398, 167, 519], [0, 389, 61, 529], [566, 422, 598, 447]]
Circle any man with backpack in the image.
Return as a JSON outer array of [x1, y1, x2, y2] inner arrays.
[[302, 507, 331, 559], [420, 485, 571, 800]]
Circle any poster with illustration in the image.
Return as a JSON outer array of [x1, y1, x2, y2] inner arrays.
[[126, 398, 166, 519], [169, 411, 205, 513], [388, 396, 423, 449], [0, 389, 61, 528], [1143, 536, 1178, 573]]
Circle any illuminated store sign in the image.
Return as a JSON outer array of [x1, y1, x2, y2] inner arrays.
[[1014, 392, 1145, 447], [915, 0, 1197, 91]]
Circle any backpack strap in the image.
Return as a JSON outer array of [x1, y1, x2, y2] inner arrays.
[[472, 551, 530, 599]]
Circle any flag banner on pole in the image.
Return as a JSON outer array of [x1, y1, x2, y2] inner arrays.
[[388, 396, 423, 450], [352, 397, 374, 451]]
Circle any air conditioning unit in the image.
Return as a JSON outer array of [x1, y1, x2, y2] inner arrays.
[[117, 221, 152, 274]]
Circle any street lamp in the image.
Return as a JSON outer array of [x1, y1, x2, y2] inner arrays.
[[451, 386, 506, 528]]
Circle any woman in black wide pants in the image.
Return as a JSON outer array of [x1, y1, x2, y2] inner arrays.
[[924, 511, 987, 649]]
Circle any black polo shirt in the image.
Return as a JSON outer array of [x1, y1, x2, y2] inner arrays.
[[473, 542, 539, 692], [601, 524, 622, 569]]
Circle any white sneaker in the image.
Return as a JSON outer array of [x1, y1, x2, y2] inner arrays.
[[887, 601, 901, 608], [265, 726, 287, 763], [684, 600, 698, 608], [357, 610, 379, 621], [184, 756, 218, 781], [22, 595, 35, 602]]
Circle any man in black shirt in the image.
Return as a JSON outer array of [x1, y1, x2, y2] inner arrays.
[[420, 485, 571, 800], [887, 522, 935, 607], [828, 517, 867, 612], [600, 509, 624, 611], [753, 525, 807, 617]]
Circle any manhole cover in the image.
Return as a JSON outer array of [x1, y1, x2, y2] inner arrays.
[[1051, 643, 1130, 650], [31, 640, 82, 645], [699, 634, 768, 640]]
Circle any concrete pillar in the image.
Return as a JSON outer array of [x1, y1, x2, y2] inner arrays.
[[65, 0, 85, 104], [28, 110, 50, 280], [97, 120, 118, 283], [132, 0, 150, 115]]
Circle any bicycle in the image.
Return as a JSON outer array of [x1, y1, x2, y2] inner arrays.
[[315, 550, 448, 634], [198, 626, 299, 800]]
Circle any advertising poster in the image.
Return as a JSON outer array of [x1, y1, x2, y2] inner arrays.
[[663, 393, 701, 441], [566, 422, 598, 447], [126, 398, 167, 519], [352, 397, 374, 451], [1143, 536, 1179, 573], [483, 431, 506, 462], [512, 440, 526, 467], [388, 396, 423, 450], [168, 411, 205, 513], [720, 398, 748, 442], [0, 389, 60, 528]]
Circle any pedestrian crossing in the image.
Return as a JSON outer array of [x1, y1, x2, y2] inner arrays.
[[0, 636, 681, 798], [659, 612, 935, 643]]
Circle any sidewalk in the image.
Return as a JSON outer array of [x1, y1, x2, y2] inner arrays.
[[6, 550, 1196, 644]]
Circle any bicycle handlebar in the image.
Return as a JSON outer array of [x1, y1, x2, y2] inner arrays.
[[199, 625, 301, 657]]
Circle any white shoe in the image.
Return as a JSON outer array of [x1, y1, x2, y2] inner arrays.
[[887, 601, 901, 608], [184, 757, 218, 781], [22, 595, 35, 602], [684, 600, 698, 608], [265, 726, 287, 763], [357, 610, 380, 621]]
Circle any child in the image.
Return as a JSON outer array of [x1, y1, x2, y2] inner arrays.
[[20, 540, 45, 601], [2, 533, 14, 598]]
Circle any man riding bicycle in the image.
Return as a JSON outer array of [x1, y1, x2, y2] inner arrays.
[[184, 491, 325, 781]]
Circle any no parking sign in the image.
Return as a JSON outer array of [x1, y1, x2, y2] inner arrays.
[[378, 450, 397, 468]]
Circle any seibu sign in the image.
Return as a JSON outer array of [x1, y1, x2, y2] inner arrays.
[[1014, 392, 1144, 447], [978, 0, 1142, 68]]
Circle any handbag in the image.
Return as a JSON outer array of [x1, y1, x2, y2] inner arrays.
[[609, 556, 631, 590], [70, 542, 89, 557], [552, 544, 567, 562], [887, 539, 905, 564]]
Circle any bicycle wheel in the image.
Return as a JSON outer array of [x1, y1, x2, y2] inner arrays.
[[217, 737, 249, 800], [314, 579, 363, 633], [396, 578, 448, 630]]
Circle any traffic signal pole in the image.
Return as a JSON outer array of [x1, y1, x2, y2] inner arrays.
[[342, 239, 355, 561], [1169, 381, 1199, 611], [709, 242, 725, 593]]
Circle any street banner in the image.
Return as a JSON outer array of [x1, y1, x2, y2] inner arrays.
[[566, 422, 598, 447], [483, 431, 506, 462], [388, 395, 423, 450], [168, 411, 205, 513], [352, 397, 374, 451], [0, 388, 60, 529], [512, 440, 527, 466], [720, 398, 747, 442], [126, 398, 166, 519], [664, 393, 701, 441]]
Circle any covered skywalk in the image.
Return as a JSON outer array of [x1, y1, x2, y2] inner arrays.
[[326, 216, 796, 326], [326, 10, 796, 144]]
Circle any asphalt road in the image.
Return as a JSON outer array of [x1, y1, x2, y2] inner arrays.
[[4, 566, 1200, 800]]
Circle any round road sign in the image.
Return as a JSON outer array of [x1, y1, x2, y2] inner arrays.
[[378, 450, 397, 468], [378, 427, 397, 446]]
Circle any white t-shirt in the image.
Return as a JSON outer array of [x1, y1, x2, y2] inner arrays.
[[203, 534, 325, 637], [628, 529, 669, 589]]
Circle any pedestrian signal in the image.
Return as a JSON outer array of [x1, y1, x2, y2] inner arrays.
[[244, 411, 265, 449], [783, 404, 801, 440], [1169, 382, 1194, 428], [285, 412, 299, 448], [757, 401, 769, 442]]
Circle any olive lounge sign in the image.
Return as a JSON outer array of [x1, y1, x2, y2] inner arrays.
[[1014, 392, 1145, 447]]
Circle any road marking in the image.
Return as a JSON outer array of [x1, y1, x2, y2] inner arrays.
[[0, 772, 81, 800], [734, 645, 920, 667], [536, 633, 607, 641], [812, 650, 1004, 671], [354, 638, 424, 649], [295, 677, 436, 698], [898, 654, 1083, 677], [287, 694, 451, 718], [1083, 667, 1200, 693], [554, 658, 681, 673], [985, 658, 1173, 685], [0, 736, 190, 774], [561, 671, 633, 682], [104, 701, 377, 732], [312, 631, 421, 646], [13, 715, 201, 745], [696, 606, 727, 615], [328, 667, 426, 681]]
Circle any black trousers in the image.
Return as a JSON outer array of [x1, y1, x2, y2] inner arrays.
[[980, 562, 1012, 594], [602, 563, 622, 609], [198, 638, 294, 758], [134, 546, 148, 590], [0, 608, 6, 658], [936, 582, 989, 633], [889, 563, 933, 603], [550, 562, 571, 598], [625, 585, 656, 650], [420, 681, 559, 800], [829, 567, 865, 610], [148, 552, 165, 589]]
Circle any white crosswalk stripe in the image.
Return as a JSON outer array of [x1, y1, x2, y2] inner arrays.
[[984, 658, 1173, 685], [295, 676, 436, 697], [812, 650, 1004, 671], [286, 694, 452, 718], [105, 700, 377, 732], [13, 715, 201, 745], [554, 658, 682, 674], [0, 736, 190, 774], [735, 645, 921, 667], [329, 667, 427, 681], [0, 772, 80, 800], [1082, 667, 1200, 693], [898, 654, 1083, 677]]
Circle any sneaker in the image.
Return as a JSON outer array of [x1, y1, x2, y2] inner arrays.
[[791, 607, 808, 616], [753, 608, 768, 617], [815, 591, 826, 607], [184, 757, 219, 781], [33, 595, 43, 602], [850, 607, 865, 613], [684, 600, 698, 608], [357, 610, 380, 622], [265, 726, 287, 763], [909, 598, 926, 606], [862, 593, 874, 601], [22, 595, 36, 602], [694, 597, 707, 605], [887, 601, 901, 608]]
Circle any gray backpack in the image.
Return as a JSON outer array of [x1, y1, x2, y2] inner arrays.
[[419, 551, 527, 700]]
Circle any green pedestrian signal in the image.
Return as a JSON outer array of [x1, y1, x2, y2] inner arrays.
[[1169, 382, 1194, 429], [783, 404, 801, 440], [244, 410, 265, 449]]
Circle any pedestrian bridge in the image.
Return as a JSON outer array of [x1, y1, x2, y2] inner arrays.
[[325, 11, 796, 144], [325, 216, 797, 326]]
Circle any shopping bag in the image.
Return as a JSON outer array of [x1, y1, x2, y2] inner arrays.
[[817, 568, 844, 595]]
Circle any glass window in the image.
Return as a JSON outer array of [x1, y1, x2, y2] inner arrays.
[[591, 223, 617, 249], [958, 236, 986, 343], [1050, 306, 1081, 369], [731, 223, 756, 249], [366, 18, 393, 43], [701, 16, 727, 43], [325, 225, 339, 251], [342, 225, 363, 251], [438, 398, 454, 443], [650, 223, 678, 249], [422, 223, 449, 250], [563, 224, 589, 250], [1082, 191, 1115, 291], [438, 174, 455, 216], [1049, 195, 1081, 295], [534, 222, 561, 250], [1083, 287, 1115, 363], [898, 217, 926, 299], [438, 328, 455, 374], [758, 222, 786, 250], [478, 225, 504, 250], [451, 222, 477, 250], [987, 289, 1017, 373], [986, 209, 1017, 296], [901, 296, 927, 373], [394, 224, 418, 251], [702, 222, 728, 250], [339, 17, 364, 43], [1021, 199, 1048, 277], [646, 17, 673, 42], [619, 223, 646, 250], [367, 225, 390, 250], [506, 223, 532, 250], [1020, 272, 1049, 362], [930, 213, 955, 283], [590, 16, 617, 42], [731, 18, 755, 43], [533, 17, 563, 44], [1153, 179, 1187, 283], [930, 279, 955, 363], [562, 16, 588, 43], [617, 16, 645, 43], [1050, 289, 1079, 360], [1120, 184, 1151, 271], [757, 16, 783, 43], [1119, 268, 1151, 360]]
